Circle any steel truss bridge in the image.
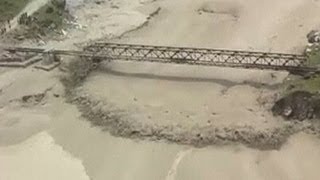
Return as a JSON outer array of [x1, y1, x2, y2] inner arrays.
[[3, 42, 318, 73]]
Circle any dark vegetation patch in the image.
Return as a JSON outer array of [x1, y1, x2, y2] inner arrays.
[[306, 30, 320, 66], [278, 37, 320, 121], [12, 0, 69, 41], [0, 0, 29, 22], [284, 75, 320, 94], [307, 46, 320, 66]]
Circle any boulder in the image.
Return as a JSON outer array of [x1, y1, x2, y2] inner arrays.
[[307, 30, 320, 43], [272, 91, 319, 121]]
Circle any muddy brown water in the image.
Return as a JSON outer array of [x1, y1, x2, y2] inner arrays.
[[3, 0, 320, 179], [3, 97, 320, 180], [0, 68, 319, 180]]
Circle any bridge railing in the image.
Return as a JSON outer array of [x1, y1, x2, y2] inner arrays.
[[85, 43, 309, 71], [2, 43, 317, 72]]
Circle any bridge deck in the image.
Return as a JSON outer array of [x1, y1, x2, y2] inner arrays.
[[2, 43, 317, 72], [85, 43, 311, 72]]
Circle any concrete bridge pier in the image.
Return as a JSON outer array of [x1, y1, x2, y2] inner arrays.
[[34, 49, 61, 71], [42, 50, 61, 65]]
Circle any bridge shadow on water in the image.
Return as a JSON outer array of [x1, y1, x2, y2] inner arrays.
[[96, 65, 281, 90]]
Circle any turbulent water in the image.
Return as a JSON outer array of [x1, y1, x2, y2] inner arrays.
[[2, 0, 320, 180]]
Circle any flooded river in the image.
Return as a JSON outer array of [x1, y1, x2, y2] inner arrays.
[[2, 97, 320, 180], [2, 0, 320, 179]]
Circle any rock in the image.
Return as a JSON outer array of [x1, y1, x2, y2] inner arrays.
[[111, 5, 119, 9], [95, 0, 104, 4], [307, 30, 320, 43], [38, 40, 46, 46], [21, 93, 46, 105], [283, 107, 293, 117], [287, 84, 296, 91], [272, 91, 319, 121], [61, 29, 67, 36], [49, 23, 57, 30], [305, 48, 312, 53]]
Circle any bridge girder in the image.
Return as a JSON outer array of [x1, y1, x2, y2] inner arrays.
[[2, 43, 317, 73]]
